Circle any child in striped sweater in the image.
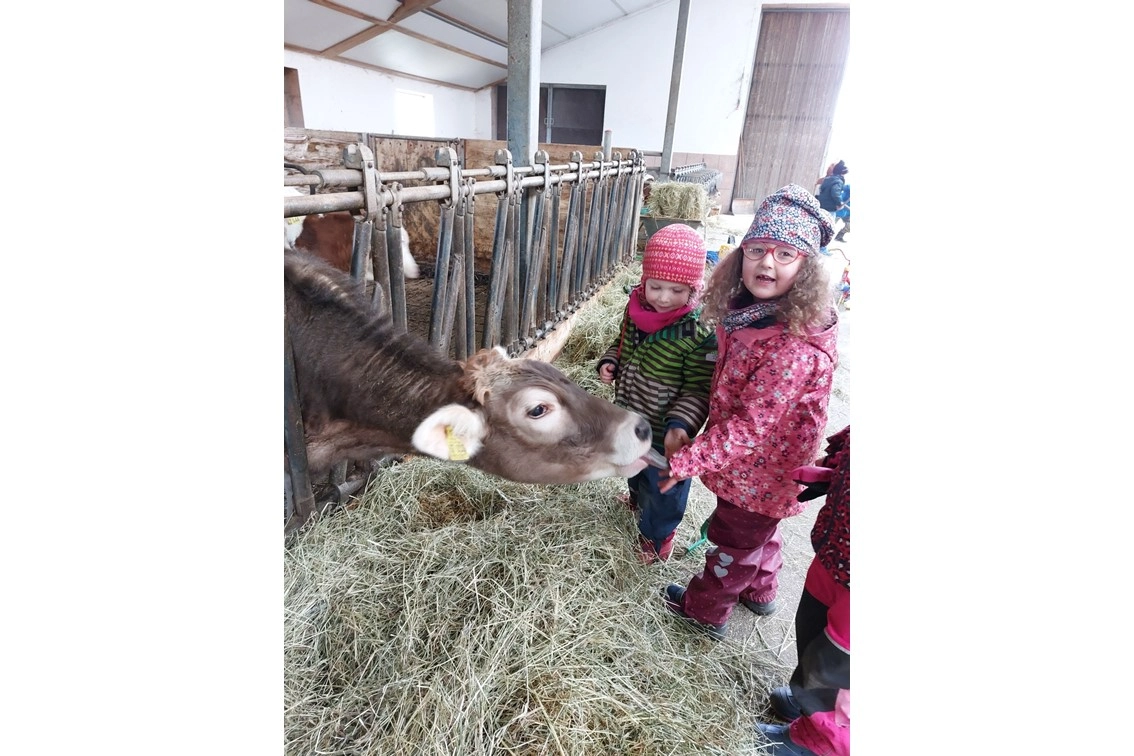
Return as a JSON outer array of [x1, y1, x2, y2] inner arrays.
[[597, 223, 716, 563]]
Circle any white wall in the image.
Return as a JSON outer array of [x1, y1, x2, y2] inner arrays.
[[284, 49, 488, 138], [539, 0, 762, 155]]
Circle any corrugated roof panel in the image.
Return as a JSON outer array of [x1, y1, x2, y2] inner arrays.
[[328, 0, 401, 19], [340, 29, 506, 89], [397, 12, 508, 64], [434, 0, 509, 40], [284, 0, 374, 52]]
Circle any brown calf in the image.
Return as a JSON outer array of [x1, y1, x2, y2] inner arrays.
[[291, 211, 422, 280], [285, 250, 659, 484]]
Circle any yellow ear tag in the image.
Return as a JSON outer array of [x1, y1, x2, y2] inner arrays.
[[445, 425, 469, 461]]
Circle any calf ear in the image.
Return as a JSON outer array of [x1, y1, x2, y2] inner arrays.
[[460, 347, 510, 404], [411, 404, 485, 461]]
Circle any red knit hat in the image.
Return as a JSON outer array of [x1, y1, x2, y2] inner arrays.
[[641, 223, 707, 291]]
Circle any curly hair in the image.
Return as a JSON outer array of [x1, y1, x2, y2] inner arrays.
[[701, 247, 833, 336]]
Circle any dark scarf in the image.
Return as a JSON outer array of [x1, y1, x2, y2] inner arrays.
[[721, 299, 780, 333]]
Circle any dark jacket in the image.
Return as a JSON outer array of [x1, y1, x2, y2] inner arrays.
[[817, 174, 845, 212], [810, 426, 849, 589]]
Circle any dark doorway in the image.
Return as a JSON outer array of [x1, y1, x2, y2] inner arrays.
[[494, 84, 606, 145], [285, 67, 305, 128]]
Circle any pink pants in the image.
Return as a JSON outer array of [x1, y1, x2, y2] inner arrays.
[[681, 498, 783, 626], [789, 560, 850, 756]]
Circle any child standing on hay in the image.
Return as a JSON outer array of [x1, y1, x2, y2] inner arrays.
[[658, 184, 838, 640], [597, 223, 716, 564], [757, 425, 850, 756]]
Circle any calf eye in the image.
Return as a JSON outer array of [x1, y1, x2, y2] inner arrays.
[[527, 404, 549, 418]]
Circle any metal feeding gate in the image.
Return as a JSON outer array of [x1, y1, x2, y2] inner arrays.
[[284, 143, 648, 532], [670, 162, 723, 198]]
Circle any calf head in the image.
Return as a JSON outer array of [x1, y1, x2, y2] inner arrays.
[[412, 347, 655, 484], [287, 249, 655, 485]]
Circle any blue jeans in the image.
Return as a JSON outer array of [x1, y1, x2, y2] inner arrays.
[[628, 465, 692, 550]]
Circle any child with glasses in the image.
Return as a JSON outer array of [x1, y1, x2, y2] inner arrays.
[[658, 184, 839, 641], [597, 223, 717, 564]]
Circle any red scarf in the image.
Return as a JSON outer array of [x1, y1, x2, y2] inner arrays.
[[626, 284, 695, 334]]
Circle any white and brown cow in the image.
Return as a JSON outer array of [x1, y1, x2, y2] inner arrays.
[[284, 186, 421, 279], [285, 250, 661, 484]]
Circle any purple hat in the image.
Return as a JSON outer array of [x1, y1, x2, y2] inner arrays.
[[741, 184, 835, 256]]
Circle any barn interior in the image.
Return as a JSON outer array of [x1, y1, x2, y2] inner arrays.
[[284, 2, 851, 754]]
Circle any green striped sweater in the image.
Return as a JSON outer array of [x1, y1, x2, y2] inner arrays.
[[598, 307, 717, 451]]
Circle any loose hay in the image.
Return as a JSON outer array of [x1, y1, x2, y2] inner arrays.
[[285, 258, 799, 755], [286, 460, 784, 755]]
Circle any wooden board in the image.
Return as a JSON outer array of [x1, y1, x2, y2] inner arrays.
[[284, 128, 366, 168]]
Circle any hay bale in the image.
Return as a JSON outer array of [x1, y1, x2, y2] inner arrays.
[[644, 182, 710, 222]]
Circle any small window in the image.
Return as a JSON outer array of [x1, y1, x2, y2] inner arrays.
[[395, 90, 434, 137]]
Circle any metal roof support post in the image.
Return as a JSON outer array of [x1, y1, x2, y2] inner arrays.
[[506, 0, 541, 276], [506, 0, 541, 174], [659, 0, 691, 177]]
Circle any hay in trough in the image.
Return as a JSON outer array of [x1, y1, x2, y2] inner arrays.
[[285, 258, 802, 755]]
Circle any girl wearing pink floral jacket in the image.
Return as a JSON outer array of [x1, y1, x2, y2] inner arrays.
[[659, 184, 839, 640]]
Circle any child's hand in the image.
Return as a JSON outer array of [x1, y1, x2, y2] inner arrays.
[[658, 468, 686, 494], [598, 362, 616, 384], [664, 428, 691, 459]]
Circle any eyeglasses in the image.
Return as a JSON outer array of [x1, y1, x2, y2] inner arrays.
[[740, 243, 806, 265]]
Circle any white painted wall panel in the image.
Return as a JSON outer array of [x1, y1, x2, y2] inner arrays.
[[539, 0, 762, 155], [284, 49, 487, 138]]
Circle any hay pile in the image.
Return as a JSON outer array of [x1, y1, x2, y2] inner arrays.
[[644, 182, 710, 221], [284, 261, 795, 755]]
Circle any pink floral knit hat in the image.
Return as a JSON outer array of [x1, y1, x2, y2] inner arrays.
[[742, 184, 835, 256], [641, 223, 707, 292]]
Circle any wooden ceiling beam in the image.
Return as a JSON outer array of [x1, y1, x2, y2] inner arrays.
[[305, 0, 504, 68], [388, 0, 445, 25], [321, 24, 393, 57]]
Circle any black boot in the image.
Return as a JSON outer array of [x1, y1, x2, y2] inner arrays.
[[834, 218, 849, 242]]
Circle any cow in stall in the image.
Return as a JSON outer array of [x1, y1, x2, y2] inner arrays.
[[284, 186, 422, 279], [285, 250, 664, 483]]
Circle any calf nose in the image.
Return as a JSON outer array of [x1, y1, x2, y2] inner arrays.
[[634, 416, 651, 441]]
